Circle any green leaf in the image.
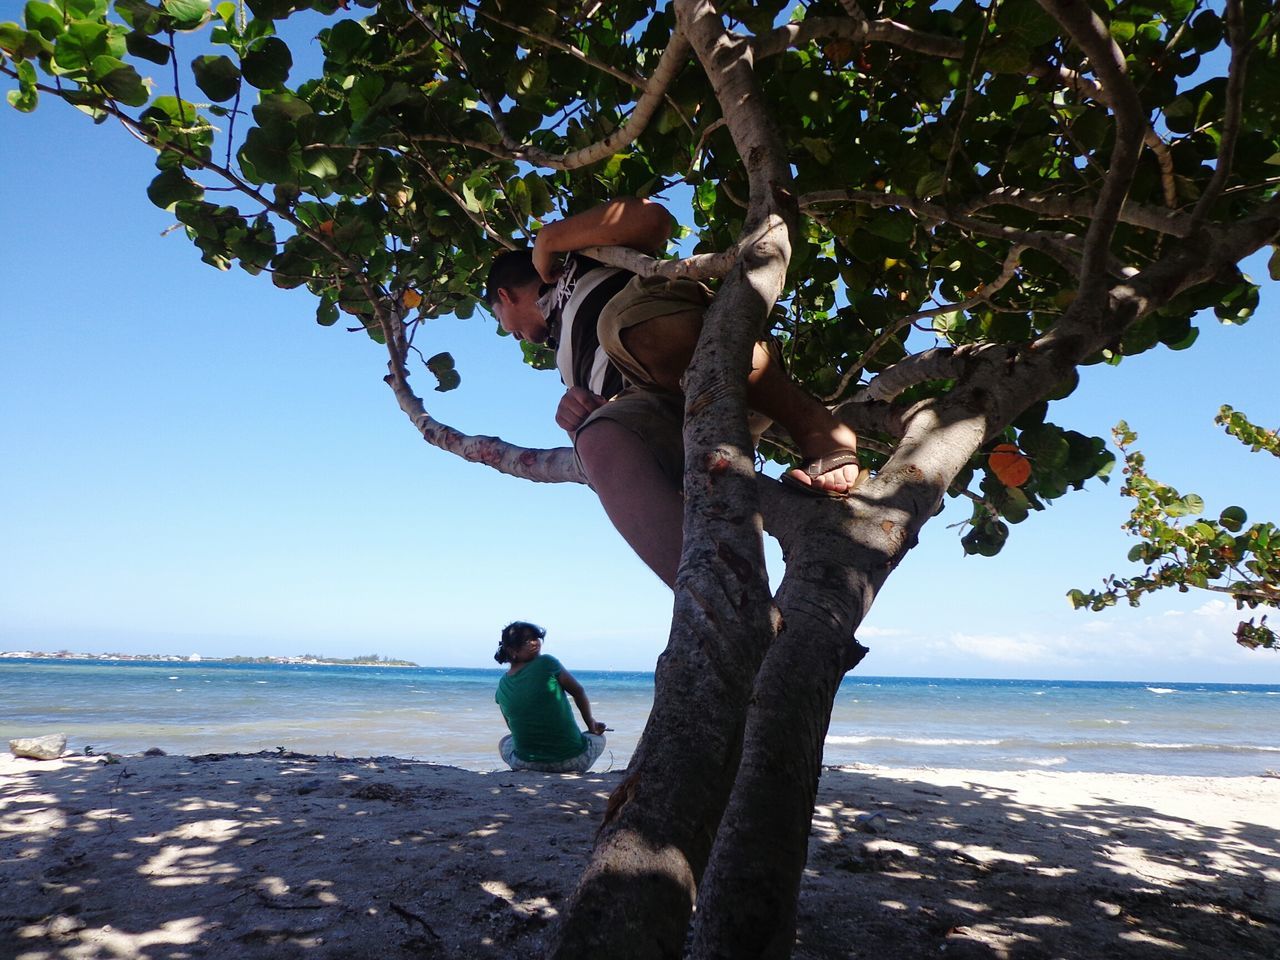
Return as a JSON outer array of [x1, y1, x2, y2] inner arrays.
[[147, 167, 203, 209], [7, 59, 38, 111], [125, 29, 170, 64], [238, 124, 300, 183], [241, 36, 292, 89], [962, 518, 1009, 558], [1268, 246, 1280, 283], [253, 91, 312, 129], [1109, 20, 1136, 42], [1019, 423, 1071, 472], [160, 0, 209, 31], [192, 54, 240, 102], [23, 2, 63, 41], [93, 57, 149, 106], [914, 170, 946, 199], [302, 149, 339, 180], [66, 0, 109, 15], [53, 22, 111, 72], [1220, 506, 1248, 532], [506, 176, 531, 219], [426, 352, 455, 374], [0, 22, 46, 60], [116, 0, 166, 34]]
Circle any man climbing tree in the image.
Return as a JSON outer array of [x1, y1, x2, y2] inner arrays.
[[4, 1, 1279, 956]]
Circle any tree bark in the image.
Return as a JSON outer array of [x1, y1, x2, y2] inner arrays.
[[548, 3, 797, 955], [689, 403, 983, 957]]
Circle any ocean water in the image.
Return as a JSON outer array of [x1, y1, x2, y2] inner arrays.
[[1, 658, 1277, 776]]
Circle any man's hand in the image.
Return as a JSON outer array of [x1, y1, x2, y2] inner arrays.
[[531, 230, 563, 284], [556, 387, 607, 435], [587, 720, 606, 736]]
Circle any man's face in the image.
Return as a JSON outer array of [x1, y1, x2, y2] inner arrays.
[[493, 283, 550, 344]]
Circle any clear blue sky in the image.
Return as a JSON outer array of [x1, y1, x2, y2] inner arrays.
[[2, 26, 1277, 683]]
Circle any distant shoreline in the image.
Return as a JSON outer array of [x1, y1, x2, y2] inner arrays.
[[0, 652, 419, 668]]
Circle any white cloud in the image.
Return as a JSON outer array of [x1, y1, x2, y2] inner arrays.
[[857, 625, 910, 639], [1193, 599, 1232, 618], [949, 632, 1054, 664]]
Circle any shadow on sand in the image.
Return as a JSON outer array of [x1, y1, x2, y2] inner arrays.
[[1, 754, 1276, 959]]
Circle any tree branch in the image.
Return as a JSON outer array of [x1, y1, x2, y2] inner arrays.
[[546, 33, 691, 171], [800, 189, 1091, 272], [832, 395, 908, 439], [462, 0, 646, 89], [580, 242, 742, 281], [1030, 60, 1178, 209], [1190, 0, 1250, 229], [963, 186, 1192, 236], [752, 14, 964, 61], [408, 5, 692, 173], [820, 244, 1028, 402], [373, 301, 583, 484], [860, 347, 965, 403], [407, 153, 513, 249], [1036, 0, 1148, 295]]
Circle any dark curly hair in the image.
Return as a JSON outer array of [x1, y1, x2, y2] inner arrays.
[[494, 620, 546, 664]]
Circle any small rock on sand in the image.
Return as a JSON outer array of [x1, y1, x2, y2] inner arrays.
[[9, 734, 68, 760]]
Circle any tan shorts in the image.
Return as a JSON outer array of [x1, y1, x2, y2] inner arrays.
[[576, 386, 686, 486], [596, 274, 712, 389], [576, 274, 776, 487]]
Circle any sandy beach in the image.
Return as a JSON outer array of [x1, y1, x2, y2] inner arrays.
[[2, 752, 1277, 959]]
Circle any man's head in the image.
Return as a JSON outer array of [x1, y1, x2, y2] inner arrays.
[[485, 249, 550, 344]]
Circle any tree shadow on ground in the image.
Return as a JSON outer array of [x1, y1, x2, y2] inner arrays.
[[0, 752, 612, 959], [796, 767, 1280, 960], [2, 755, 1276, 959]]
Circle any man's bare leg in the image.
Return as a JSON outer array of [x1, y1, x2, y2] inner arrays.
[[620, 314, 862, 495], [576, 418, 683, 588]]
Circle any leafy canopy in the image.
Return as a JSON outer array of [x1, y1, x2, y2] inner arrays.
[[3, 0, 1277, 555]]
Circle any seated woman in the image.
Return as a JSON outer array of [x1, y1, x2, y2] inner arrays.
[[494, 621, 607, 773]]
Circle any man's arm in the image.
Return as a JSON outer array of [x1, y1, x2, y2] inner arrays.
[[532, 198, 673, 283], [558, 669, 606, 735]]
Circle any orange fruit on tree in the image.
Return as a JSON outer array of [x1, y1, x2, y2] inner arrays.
[[989, 442, 1032, 487]]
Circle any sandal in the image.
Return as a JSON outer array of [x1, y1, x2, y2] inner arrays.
[[779, 449, 865, 499]]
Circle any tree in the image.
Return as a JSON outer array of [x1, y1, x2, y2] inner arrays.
[[1072, 406, 1280, 650], [4, 1, 1279, 957]]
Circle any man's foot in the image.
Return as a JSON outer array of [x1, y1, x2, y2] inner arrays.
[[781, 448, 865, 498]]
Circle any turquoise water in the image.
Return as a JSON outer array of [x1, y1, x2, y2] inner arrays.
[[1, 659, 1277, 775]]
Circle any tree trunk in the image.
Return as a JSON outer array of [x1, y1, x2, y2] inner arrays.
[[546, 600, 767, 959], [687, 556, 876, 958], [687, 418, 983, 957], [549, 204, 789, 960]]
